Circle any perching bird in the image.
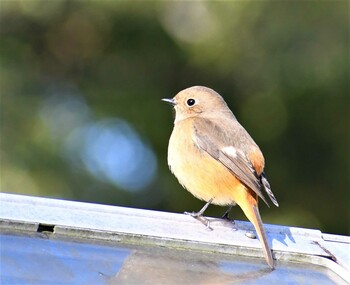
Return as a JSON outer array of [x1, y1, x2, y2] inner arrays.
[[162, 86, 279, 269]]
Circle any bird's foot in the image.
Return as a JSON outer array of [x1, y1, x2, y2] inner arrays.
[[221, 212, 235, 224], [221, 205, 235, 225], [184, 199, 213, 230], [184, 211, 202, 218], [184, 211, 213, 230]]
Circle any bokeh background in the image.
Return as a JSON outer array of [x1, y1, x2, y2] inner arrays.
[[1, 1, 349, 235]]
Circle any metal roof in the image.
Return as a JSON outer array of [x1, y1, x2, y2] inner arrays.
[[0, 193, 349, 284]]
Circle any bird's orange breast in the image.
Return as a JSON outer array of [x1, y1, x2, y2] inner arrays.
[[168, 119, 254, 207]]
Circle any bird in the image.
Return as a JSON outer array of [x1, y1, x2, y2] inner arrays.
[[162, 86, 279, 269]]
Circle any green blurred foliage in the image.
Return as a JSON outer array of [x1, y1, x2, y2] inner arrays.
[[0, 1, 349, 235]]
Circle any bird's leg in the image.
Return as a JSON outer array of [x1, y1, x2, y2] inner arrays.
[[222, 205, 233, 220], [221, 204, 236, 226], [185, 199, 213, 229], [185, 199, 212, 217]]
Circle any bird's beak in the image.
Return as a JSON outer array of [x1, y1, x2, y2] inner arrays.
[[161, 98, 177, 106]]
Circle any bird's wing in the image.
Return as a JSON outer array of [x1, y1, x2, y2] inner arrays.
[[192, 118, 270, 206]]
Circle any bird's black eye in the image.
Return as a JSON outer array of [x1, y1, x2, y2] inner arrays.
[[186, 98, 196, 106]]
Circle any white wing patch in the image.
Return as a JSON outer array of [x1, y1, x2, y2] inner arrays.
[[222, 146, 238, 158]]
